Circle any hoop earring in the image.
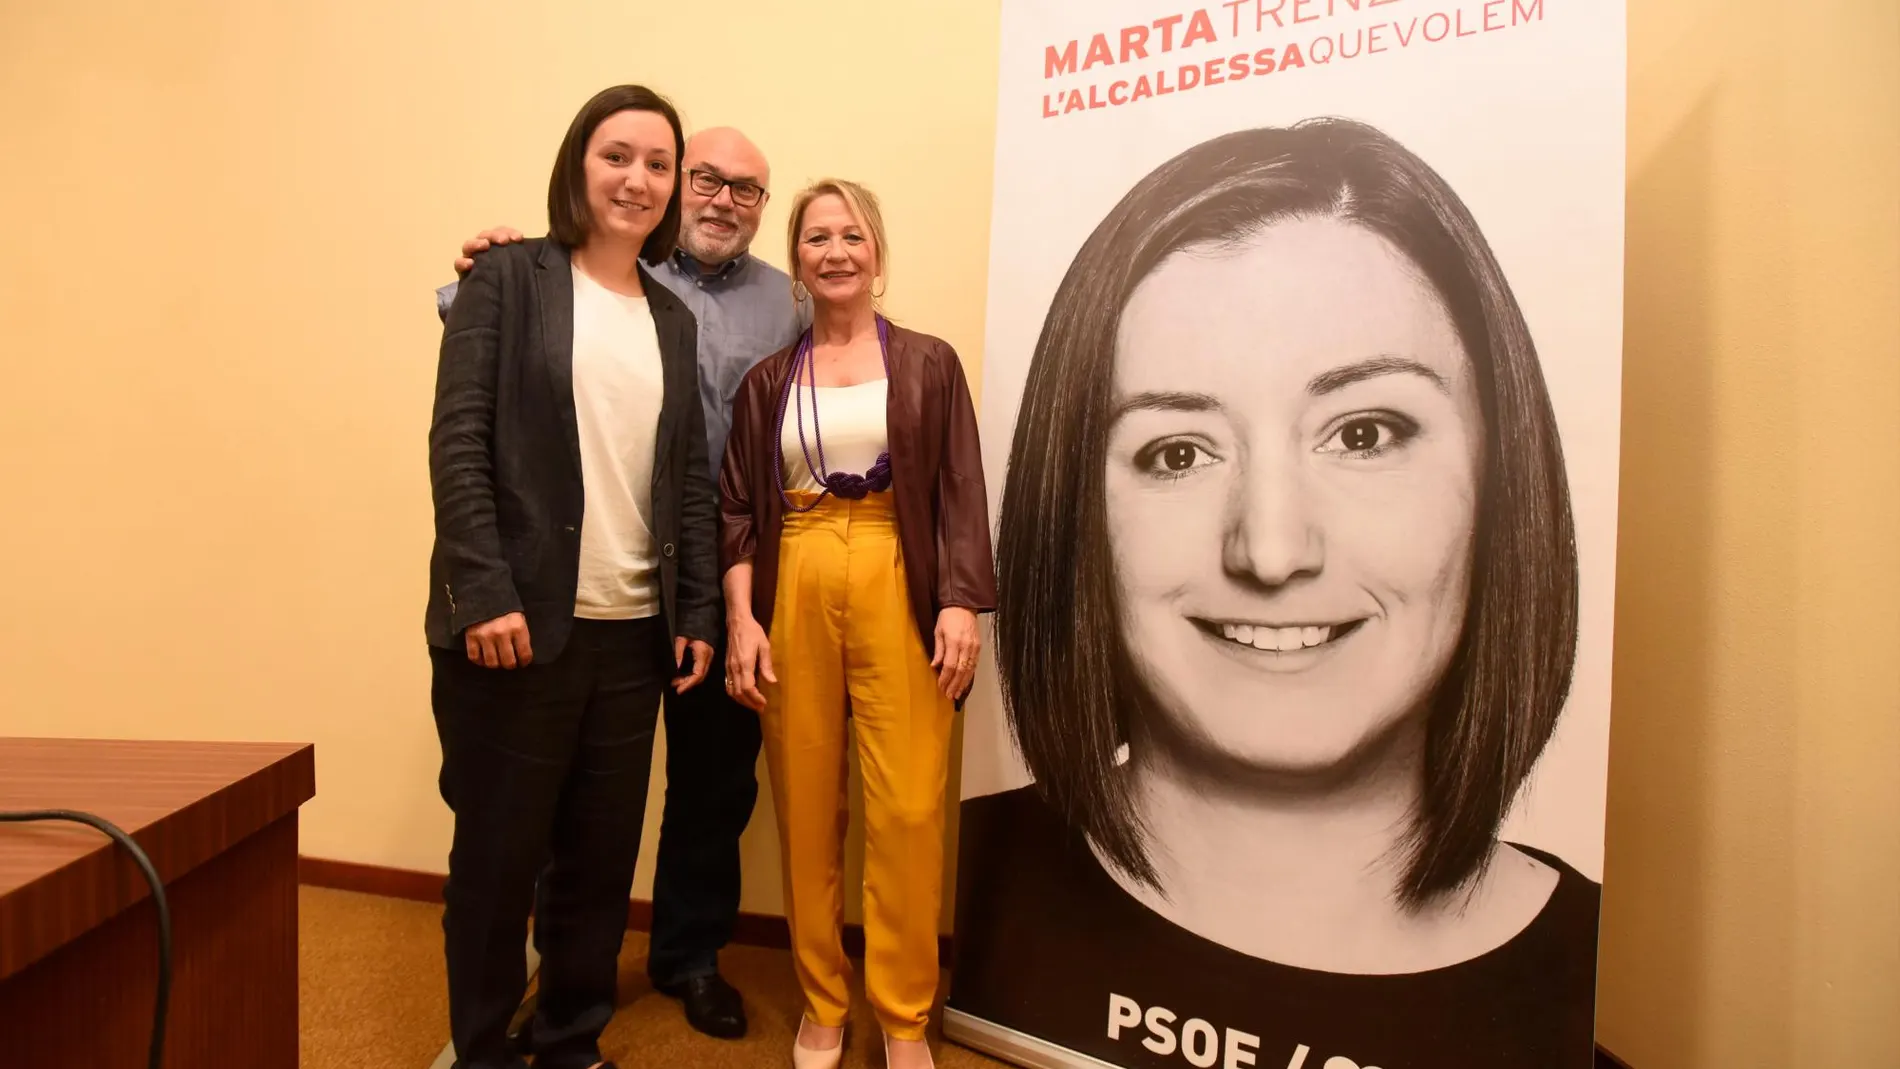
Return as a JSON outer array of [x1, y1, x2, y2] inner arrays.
[[871, 276, 887, 300], [792, 280, 809, 303]]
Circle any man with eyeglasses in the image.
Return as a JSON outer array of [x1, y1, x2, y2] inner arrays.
[[434, 125, 803, 1043]]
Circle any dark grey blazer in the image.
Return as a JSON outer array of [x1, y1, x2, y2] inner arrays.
[[425, 237, 720, 662]]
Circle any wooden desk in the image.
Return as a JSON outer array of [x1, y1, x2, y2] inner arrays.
[[0, 738, 315, 1068]]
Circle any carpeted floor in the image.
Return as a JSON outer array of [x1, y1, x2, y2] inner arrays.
[[299, 886, 1012, 1069]]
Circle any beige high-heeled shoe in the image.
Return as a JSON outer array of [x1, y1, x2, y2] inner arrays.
[[792, 1017, 845, 1069], [883, 1032, 935, 1069]]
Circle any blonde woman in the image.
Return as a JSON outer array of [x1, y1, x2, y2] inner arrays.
[[718, 179, 996, 1069]]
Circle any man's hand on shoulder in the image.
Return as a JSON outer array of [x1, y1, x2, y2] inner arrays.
[[455, 226, 525, 277]]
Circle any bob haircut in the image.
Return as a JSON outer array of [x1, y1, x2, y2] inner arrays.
[[546, 84, 685, 263], [785, 178, 891, 306], [994, 117, 1579, 907]]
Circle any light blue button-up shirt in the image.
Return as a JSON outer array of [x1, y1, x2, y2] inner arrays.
[[435, 247, 805, 480]]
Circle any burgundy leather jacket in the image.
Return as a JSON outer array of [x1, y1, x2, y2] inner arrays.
[[718, 322, 997, 650]]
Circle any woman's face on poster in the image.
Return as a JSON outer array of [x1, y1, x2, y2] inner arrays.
[[1106, 216, 1485, 774]]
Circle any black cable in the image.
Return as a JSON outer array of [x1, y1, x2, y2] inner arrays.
[[0, 809, 171, 1069]]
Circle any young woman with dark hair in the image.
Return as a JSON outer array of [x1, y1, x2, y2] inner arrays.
[[426, 84, 719, 1069]]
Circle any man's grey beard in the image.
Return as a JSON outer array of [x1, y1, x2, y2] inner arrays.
[[681, 214, 751, 265]]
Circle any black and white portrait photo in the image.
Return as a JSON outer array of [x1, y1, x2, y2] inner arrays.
[[948, 115, 1603, 1069], [944, 10, 1624, 1068]]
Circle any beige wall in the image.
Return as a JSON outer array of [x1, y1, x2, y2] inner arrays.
[[1599, 0, 1900, 1065], [1, 0, 1894, 1063]]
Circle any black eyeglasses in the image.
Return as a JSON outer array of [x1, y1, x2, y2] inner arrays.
[[687, 169, 767, 208]]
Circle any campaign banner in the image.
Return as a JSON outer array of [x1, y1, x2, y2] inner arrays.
[[946, 2, 1626, 1068]]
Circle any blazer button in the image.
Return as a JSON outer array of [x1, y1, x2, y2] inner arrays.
[[662, 543, 676, 558]]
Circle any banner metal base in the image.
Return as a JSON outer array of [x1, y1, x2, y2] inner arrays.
[[943, 1008, 1126, 1069]]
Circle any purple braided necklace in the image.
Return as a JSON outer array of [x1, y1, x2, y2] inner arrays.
[[773, 315, 894, 513]]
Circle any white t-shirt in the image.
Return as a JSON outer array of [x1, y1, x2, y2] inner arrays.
[[780, 379, 890, 493], [570, 264, 665, 620]]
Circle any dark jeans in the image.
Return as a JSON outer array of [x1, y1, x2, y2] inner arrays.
[[432, 617, 669, 1069], [646, 636, 764, 986]]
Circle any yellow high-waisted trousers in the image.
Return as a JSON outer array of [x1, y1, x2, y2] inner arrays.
[[761, 489, 955, 1040]]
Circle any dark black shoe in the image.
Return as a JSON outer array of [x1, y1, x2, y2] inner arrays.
[[657, 972, 747, 1039], [506, 992, 537, 1056]]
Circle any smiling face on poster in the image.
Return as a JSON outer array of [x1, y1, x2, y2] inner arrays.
[[946, 2, 1625, 1068]]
